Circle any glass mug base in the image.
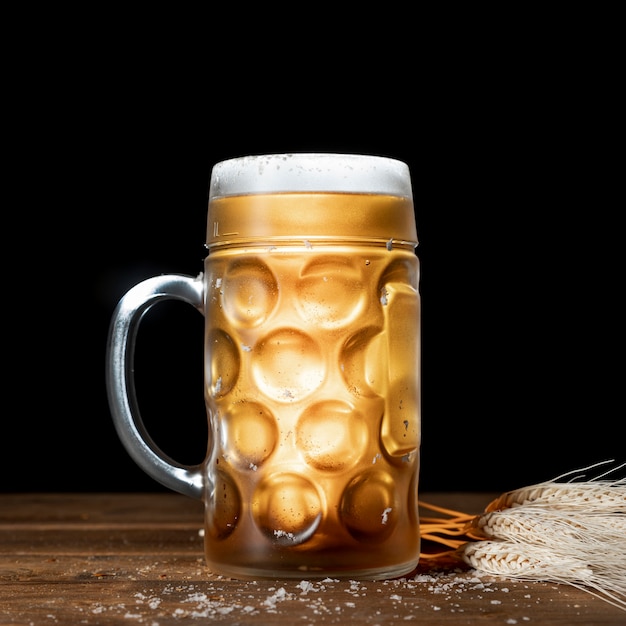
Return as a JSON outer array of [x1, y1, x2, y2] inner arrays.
[[203, 559, 421, 581]]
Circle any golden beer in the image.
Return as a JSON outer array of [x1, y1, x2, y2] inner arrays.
[[203, 191, 420, 578]]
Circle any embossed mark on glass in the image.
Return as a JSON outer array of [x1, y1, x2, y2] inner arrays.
[[106, 153, 421, 579]]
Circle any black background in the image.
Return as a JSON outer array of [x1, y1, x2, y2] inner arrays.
[[4, 21, 624, 496]]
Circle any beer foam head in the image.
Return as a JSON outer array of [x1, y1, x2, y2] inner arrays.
[[209, 153, 412, 199]]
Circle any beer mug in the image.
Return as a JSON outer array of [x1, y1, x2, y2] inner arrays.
[[106, 153, 421, 579]]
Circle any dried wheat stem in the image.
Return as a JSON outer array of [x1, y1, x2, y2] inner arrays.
[[418, 500, 478, 558], [418, 461, 626, 610], [458, 461, 626, 612], [460, 540, 626, 611], [486, 462, 626, 513], [418, 500, 476, 523], [461, 540, 591, 578], [470, 508, 626, 547], [486, 481, 626, 512]]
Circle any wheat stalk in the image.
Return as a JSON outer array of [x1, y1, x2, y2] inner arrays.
[[419, 460, 626, 612], [462, 540, 592, 579], [469, 508, 626, 546], [485, 461, 626, 512], [461, 540, 626, 611], [486, 479, 626, 512], [458, 461, 626, 612], [463, 508, 626, 603]]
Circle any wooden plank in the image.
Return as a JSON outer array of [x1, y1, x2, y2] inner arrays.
[[0, 492, 204, 524], [0, 493, 624, 625], [1, 567, 623, 625]]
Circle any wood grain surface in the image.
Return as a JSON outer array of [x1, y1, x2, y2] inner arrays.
[[0, 493, 623, 625]]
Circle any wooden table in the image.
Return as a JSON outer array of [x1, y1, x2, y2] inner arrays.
[[0, 492, 623, 625]]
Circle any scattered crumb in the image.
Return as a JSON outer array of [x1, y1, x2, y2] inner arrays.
[[65, 566, 602, 622]]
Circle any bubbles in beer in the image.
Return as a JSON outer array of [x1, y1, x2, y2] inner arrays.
[[221, 401, 278, 470], [340, 470, 398, 542], [296, 400, 368, 471], [251, 328, 325, 402], [340, 326, 386, 398], [221, 258, 279, 327], [252, 473, 322, 545], [206, 469, 241, 540], [206, 328, 240, 398], [296, 255, 366, 328]]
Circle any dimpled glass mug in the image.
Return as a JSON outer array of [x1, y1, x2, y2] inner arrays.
[[106, 153, 421, 580]]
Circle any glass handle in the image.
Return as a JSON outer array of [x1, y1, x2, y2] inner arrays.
[[105, 273, 205, 499]]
